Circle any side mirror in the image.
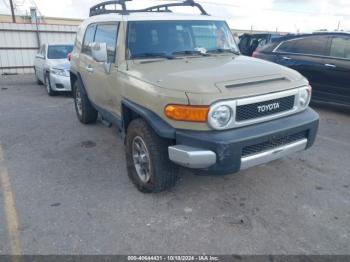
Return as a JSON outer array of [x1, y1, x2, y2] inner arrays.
[[92, 42, 108, 63]]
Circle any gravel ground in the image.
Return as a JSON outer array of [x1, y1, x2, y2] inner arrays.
[[0, 74, 349, 255]]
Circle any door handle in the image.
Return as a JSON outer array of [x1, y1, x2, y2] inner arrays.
[[86, 65, 94, 73], [282, 56, 291, 60], [325, 63, 336, 68]]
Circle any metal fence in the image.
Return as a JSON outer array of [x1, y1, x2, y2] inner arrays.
[[0, 22, 289, 75], [0, 22, 78, 74]]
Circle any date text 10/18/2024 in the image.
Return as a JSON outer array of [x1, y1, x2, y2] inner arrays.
[[127, 256, 220, 261]]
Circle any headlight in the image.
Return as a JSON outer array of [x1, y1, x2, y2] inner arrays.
[[299, 86, 311, 107], [208, 105, 232, 129], [51, 68, 69, 77]]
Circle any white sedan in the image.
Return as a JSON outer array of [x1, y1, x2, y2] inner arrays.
[[34, 43, 73, 96]]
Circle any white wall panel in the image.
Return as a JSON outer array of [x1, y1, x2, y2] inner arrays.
[[0, 22, 78, 74]]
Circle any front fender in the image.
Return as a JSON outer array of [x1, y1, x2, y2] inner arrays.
[[122, 99, 175, 139]]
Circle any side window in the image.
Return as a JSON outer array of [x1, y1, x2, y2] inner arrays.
[[277, 36, 328, 56], [276, 40, 296, 53], [330, 37, 350, 59], [82, 24, 97, 56], [94, 23, 119, 63]]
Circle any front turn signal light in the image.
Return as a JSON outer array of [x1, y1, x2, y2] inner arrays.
[[165, 104, 209, 122]]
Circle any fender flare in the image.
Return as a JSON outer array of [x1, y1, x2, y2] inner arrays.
[[122, 99, 175, 140], [70, 69, 88, 96]]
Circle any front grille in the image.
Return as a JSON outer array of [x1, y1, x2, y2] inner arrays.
[[236, 95, 295, 122], [242, 131, 307, 157]]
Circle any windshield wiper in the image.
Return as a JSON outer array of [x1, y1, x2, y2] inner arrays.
[[207, 49, 240, 55], [172, 50, 209, 57], [131, 52, 175, 60]]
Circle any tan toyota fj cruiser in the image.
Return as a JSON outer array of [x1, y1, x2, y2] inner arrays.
[[70, 0, 319, 193]]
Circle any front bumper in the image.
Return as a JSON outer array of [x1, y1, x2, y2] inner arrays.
[[50, 74, 71, 92], [168, 108, 319, 175]]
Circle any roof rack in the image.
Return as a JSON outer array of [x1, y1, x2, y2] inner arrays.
[[139, 0, 209, 15], [89, 0, 209, 17], [90, 0, 131, 16]]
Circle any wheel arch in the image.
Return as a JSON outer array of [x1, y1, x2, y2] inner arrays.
[[70, 70, 88, 96], [121, 99, 175, 140], [44, 68, 51, 80], [70, 71, 78, 91]]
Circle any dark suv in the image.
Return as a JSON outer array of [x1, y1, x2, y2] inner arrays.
[[254, 33, 350, 106], [238, 33, 288, 56]]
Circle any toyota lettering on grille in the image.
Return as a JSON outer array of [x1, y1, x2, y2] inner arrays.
[[257, 102, 280, 113]]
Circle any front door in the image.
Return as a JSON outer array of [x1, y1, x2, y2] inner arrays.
[[89, 23, 120, 116], [273, 35, 331, 100], [79, 24, 105, 107], [321, 35, 350, 105]]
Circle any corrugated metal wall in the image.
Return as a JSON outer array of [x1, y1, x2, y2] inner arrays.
[[0, 22, 78, 74]]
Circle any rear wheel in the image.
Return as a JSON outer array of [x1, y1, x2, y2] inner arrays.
[[125, 118, 179, 193], [73, 80, 98, 124]]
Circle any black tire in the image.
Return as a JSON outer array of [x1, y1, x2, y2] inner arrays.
[[73, 80, 98, 124], [125, 118, 179, 193], [45, 73, 55, 96]]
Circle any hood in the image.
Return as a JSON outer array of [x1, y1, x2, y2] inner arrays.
[[127, 55, 304, 94], [47, 59, 69, 69], [51, 61, 71, 70]]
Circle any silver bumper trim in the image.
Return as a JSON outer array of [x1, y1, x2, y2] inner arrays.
[[169, 139, 307, 171], [168, 145, 216, 169], [240, 139, 308, 170]]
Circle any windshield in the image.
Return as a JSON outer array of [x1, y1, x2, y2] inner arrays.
[[47, 45, 73, 59], [127, 20, 239, 59]]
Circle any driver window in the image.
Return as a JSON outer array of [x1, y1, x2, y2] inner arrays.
[[82, 24, 96, 57], [94, 23, 119, 63]]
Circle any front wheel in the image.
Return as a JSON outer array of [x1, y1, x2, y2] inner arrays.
[[45, 73, 55, 96], [125, 118, 179, 193]]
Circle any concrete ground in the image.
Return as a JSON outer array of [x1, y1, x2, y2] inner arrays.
[[0, 74, 349, 255]]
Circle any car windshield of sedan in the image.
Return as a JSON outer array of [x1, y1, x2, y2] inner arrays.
[[47, 45, 73, 59], [127, 20, 239, 59]]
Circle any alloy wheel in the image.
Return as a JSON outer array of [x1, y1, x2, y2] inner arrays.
[[132, 136, 151, 183]]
